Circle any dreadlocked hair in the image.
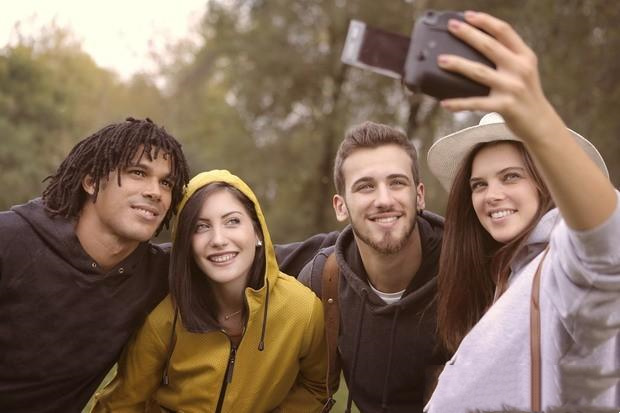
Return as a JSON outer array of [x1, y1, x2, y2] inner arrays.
[[42, 117, 190, 232]]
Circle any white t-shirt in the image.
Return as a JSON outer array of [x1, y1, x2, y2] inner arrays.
[[368, 282, 405, 305]]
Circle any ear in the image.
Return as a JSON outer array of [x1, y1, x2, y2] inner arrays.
[[416, 182, 426, 211], [82, 175, 96, 196], [332, 194, 349, 222]]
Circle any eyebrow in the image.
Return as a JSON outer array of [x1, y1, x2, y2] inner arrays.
[[126, 161, 174, 180], [387, 173, 411, 181], [351, 173, 410, 188], [469, 166, 525, 183], [196, 210, 243, 222]]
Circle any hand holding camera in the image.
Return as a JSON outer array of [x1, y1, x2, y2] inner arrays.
[[341, 10, 556, 143], [436, 11, 554, 142]]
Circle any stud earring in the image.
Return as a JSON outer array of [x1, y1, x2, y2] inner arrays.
[[256, 239, 263, 247]]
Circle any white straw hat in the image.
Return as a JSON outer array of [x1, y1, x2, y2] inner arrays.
[[427, 112, 608, 192]]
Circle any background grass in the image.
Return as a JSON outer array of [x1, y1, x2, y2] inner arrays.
[[332, 377, 361, 413]]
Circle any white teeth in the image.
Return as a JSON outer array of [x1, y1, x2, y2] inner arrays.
[[135, 208, 155, 217], [209, 253, 237, 263], [490, 210, 515, 219], [374, 216, 398, 223]]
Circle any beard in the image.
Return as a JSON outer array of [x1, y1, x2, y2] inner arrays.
[[351, 211, 418, 255]]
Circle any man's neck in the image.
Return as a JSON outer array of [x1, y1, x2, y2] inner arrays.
[[357, 227, 423, 293], [75, 208, 140, 271]]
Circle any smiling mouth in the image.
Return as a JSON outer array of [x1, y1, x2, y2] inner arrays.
[[489, 209, 516, 219], [374, 216, 399, 224], [208, 253, 238, 263], [132, 206, 159, 219], [369, 212, 402, 224]]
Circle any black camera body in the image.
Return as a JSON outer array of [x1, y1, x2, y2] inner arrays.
[[341, 10, 495, 100]]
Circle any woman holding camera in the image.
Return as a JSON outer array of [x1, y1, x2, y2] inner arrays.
[[92, 170, 328, 412], [425, 11, 619, 412]]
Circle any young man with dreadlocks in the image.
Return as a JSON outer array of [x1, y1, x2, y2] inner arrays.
[[0, 117, 189, 412]]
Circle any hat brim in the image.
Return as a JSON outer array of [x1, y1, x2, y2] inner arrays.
[[427, 122, 608, 192]]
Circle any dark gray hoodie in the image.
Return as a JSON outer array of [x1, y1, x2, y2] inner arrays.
[[0, 199, 169, 412], [296, 211, 447, 413]]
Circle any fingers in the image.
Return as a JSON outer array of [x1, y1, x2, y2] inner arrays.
[[446, 14, 531, 71], [437, 54, 506, 90], [439, 96, 487, 112], [445, 17, 510, 67], [463, 11, 530, 56], [439, 95, 505, 114], [436, 11, 544, 116], [437, 53, 516, 113]]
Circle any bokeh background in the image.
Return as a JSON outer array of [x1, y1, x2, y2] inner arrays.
[[3, 1, 619, 412], [2, 0, 619, 244]]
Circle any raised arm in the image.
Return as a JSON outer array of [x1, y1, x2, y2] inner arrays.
[[275, 231, 339, 277], [437, 11, 616, 230]]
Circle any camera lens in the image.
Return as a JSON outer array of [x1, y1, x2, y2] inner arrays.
[[423, 10, 438, 25]]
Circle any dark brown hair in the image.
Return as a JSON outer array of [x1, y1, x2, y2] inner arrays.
[[333, 121, 420, 194], [170, 182, 265, 332], [437, 141, 554, 353], [42, 117, 189, 232]]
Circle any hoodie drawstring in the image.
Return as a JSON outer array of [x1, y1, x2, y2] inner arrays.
[[258, 278, 269, 351], [381, 306, 401, 412], [345, 288, 368, 413], [161, 308, 179, 385]]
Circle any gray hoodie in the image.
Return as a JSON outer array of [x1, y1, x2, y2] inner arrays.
[[297, 211, 447, 413]]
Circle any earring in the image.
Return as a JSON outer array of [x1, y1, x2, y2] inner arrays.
[[256, 239, 263, 247]]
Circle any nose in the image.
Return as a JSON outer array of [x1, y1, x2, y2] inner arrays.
[[209, 225, 228, 247], [485, 181, 505, 203], [142, 178, 162, 201], [374, 184, 395, 208]]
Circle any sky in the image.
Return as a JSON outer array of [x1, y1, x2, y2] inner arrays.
[[1, 0, 207, 79]]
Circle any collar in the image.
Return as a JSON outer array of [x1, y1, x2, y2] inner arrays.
[[509, 208, 559, 275]]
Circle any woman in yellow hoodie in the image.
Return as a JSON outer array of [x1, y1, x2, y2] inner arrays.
[[92, 170, 328, 413]]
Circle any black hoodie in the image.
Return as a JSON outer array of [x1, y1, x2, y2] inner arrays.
[[0, 199, 169, 412], [294, 211, 448, 413]]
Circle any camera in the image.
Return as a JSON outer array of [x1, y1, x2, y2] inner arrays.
[[341, 10, 495, 100]]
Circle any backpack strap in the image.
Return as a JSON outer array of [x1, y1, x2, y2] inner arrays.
[[321, 252, 340, 412], [530, 246, 549, 412]]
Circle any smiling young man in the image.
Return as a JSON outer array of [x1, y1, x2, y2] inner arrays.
[[0, 118, 189, 412], [292, 121, 447, 412]]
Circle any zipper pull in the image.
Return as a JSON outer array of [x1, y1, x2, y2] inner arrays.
[[226, 347, 237, 383]]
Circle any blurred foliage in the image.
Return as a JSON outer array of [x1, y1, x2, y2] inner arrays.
[[1, 0, 619, 244], [165, 0, 422, 241], [0, 25, 168, 210]]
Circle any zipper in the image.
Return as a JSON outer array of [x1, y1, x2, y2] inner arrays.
[[215, 302, 247, 413], [215, 339, 237, 413], [226, 346, 237, 383]]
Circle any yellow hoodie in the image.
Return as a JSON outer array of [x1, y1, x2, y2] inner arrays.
[[92, 170, 327, 413]]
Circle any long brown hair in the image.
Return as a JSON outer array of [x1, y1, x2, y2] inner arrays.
[[169, 182, 265, 332], [437, 141, 554, 353]]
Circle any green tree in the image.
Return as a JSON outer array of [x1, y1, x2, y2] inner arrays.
[[166, 0, 422, 241], [0, 24, 170, 211]]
